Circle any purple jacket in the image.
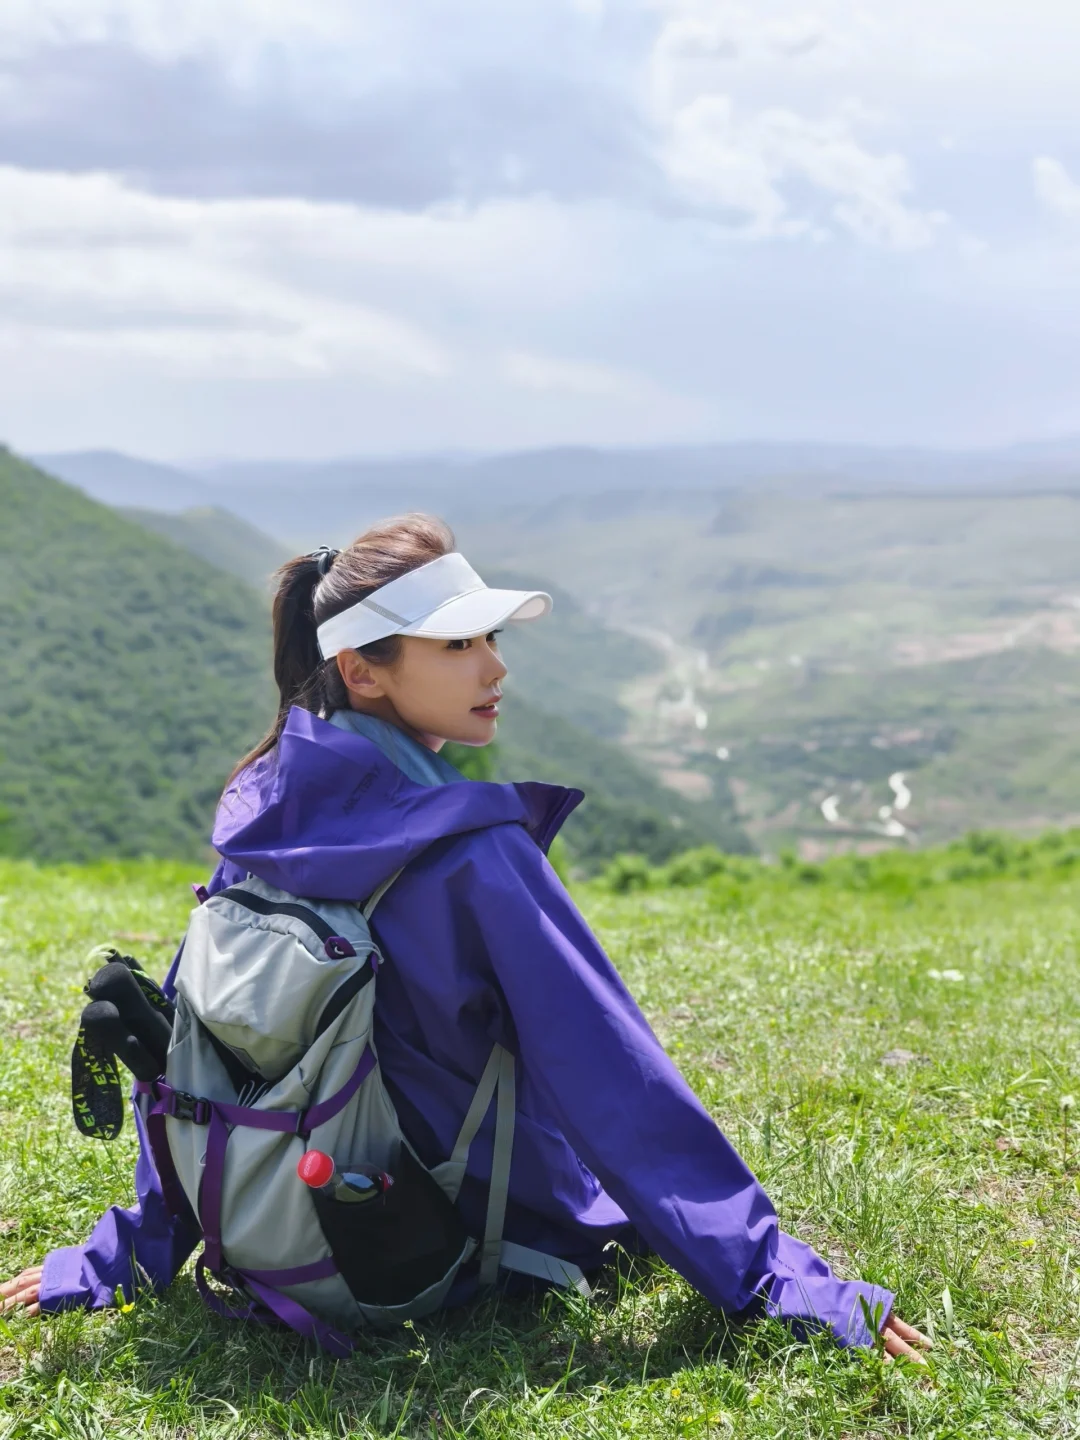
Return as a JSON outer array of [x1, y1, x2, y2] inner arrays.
[[41, 707, 893, 1346]]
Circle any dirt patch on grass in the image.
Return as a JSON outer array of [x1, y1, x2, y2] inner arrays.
[[0, 1346, 23, 1384]]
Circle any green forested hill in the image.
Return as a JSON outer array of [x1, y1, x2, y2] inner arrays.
[[120, 505, 290, 592], [3, 453, 746, 868], [0, 450, 275, 861]]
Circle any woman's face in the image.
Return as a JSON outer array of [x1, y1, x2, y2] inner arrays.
[[336, 631, 508, 751]]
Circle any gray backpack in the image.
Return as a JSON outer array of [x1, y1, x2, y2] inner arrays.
[[137, 873, 588, 1353]]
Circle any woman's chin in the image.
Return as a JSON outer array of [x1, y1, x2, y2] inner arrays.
[[454, 716, 498, 747]]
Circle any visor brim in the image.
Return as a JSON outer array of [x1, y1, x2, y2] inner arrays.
[[402, 587, 551, 640]]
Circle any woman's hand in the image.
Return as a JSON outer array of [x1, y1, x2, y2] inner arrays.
[[0, 1265, 43, 1318], [881, 1311, 931, 1363]]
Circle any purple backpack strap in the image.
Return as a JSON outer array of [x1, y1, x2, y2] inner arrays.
[[195, 1256, 356, 1358], [133, 1082, 196, 1223], [139, 1045, 377, 1352], [198, 1106, 230, 1272]]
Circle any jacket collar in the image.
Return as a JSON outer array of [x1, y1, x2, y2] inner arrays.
[[213, 707, 581, 900]]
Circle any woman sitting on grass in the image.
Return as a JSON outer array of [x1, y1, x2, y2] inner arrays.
[[3, 514, 927, 1360]]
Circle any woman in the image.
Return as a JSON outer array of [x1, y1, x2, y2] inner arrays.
[[3, 514, 927, 1360]]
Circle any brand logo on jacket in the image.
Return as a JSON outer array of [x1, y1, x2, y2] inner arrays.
[[343, 770, 378, 814]]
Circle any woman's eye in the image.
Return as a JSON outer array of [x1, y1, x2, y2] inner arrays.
[[446, 632, 501, 651]]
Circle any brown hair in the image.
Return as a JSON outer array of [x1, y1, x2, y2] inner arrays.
[[229, 512, 455, 784]]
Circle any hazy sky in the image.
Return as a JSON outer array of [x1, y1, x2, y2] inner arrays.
[[4, 0, 1080, 459]]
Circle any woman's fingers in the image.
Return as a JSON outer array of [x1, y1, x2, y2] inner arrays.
[[0, 1265, 44, 1293], [885, 1314, 932, 1349], [881, 1313, 932, 1365], [883, 1329, 924, 1363], [0, 1266, 44, 1315], [1, 1283, 41, 1314]]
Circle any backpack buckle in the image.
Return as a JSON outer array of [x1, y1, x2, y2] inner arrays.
[[171, 1091, 212, 1125]]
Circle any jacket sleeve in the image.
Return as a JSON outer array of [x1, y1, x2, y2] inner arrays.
[[38, 1102, 201, 1311], [36, 863, 244, 1313], [455, 828, 894, 1349]]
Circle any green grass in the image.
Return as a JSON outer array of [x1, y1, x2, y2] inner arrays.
[[1, 853, 1079, 1437]]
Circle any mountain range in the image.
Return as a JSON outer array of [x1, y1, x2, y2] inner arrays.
[[19, 439, 1080, 858], [37, 438, 1080, 553]]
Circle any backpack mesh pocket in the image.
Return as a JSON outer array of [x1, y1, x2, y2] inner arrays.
[[312, 1145, 471, 1307]]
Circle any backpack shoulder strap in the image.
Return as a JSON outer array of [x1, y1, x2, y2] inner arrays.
[[439, 1044, 515, 1284], [447, 1044, 591, 1294], [480, 1045, 516, 1286]]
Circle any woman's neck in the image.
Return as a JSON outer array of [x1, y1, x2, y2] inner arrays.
[[344, 698, 445, 753]]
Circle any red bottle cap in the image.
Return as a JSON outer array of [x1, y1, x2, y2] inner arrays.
[[297, 1150, 335, 1188]]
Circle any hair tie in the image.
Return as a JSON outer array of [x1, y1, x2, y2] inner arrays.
[[311, 546, 339, 578]]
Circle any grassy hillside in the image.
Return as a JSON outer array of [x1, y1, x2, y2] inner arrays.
[[33, 449, 213, 510], [0, 450, 275, 863], [1, 851, 1077, 1435], [120, 505, 290, 592]]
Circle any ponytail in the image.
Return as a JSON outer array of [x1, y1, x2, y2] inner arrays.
[[226, 513, 454, 788]]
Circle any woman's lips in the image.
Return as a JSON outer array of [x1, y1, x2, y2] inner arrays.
[[471, 698, 501, 716]]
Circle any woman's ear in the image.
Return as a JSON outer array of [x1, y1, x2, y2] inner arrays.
[[336, 651, 388, 700]]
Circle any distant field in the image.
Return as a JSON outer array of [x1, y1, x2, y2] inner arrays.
[[0, 846, 1077, 1437], [462, 485, 1080, 855]]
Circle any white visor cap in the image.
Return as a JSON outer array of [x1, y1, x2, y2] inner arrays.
[[316, 552, 552, 660]]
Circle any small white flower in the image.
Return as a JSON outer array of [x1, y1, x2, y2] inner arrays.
[[1061, 1095, 1075, 1112]]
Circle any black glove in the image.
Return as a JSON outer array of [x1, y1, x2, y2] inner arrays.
[[85, 959, 173, 1069], [71, 951, 175, 1141]]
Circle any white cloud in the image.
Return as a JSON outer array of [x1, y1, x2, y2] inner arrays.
[[0, 166, 450, 378], [504, 350, 646, 397], [649, 3, 944, 248], [661, 95, 943, 247], [765, 17, 828, 58], [757, 107, 945, 248], [1034, 156, 1080, 220], [663, 96, 791, 235], [0, 0, 362, 69], [0, 0, 609, 96], [0, 165, 715, 451], [6, 1, 1080, 454]]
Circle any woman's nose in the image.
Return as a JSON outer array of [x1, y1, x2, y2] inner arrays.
[[486, 645, 508, 683]]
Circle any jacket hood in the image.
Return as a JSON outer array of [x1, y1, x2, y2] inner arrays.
[[213, 707, 582, 901]]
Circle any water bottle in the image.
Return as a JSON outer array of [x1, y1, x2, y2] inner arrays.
[[297, 1149, 394, 1204]]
